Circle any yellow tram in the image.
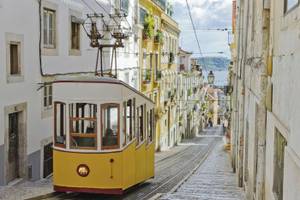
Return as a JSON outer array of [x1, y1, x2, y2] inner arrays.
[[52, 76, 155, 194]]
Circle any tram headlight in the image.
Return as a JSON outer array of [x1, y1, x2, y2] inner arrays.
[[77, 164, 90, 177]]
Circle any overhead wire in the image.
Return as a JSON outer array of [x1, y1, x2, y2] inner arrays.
[[80, 0, 97, 13], [185, 0, 208, 72]]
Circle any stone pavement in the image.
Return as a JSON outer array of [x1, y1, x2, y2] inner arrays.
[[160, 140, 246, 200], [0, 178, 53, 200]]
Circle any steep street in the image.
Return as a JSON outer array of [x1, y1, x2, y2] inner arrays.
[[24, 127, 223, 200]]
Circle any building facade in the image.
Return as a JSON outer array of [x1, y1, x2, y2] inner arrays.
[[137, 0, 182, 151], [0, 0, 138, 185], [230, 0, 300, 199]]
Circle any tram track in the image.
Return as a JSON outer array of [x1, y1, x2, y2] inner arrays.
[[124, 136, 217, 200], [133, 138, 219, 200], [31, 128, 222, 200]]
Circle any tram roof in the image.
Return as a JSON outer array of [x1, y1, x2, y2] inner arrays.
[[53, 75, 154, 104]]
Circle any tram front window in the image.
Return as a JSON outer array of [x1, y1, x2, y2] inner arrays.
[[102, 104, 119, 149], [54, 102, 66, 147], [69, 103, 97, 149]]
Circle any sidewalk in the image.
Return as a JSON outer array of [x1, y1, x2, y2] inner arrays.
[[160, 140, 246, 200], [0, 178, 53, 200]]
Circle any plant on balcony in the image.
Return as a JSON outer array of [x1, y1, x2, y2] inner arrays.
[[143, 14, 155, 40], [187, 88, 192, 97], [143, 69, 151, 84], [154, 30, 163, 44]]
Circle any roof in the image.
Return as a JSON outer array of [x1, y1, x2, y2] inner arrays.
[[53, 75, 154, 104], [179, 47, 193, 55]]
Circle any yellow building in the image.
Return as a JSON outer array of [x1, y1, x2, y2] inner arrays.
[[137, 0, 180, 151]]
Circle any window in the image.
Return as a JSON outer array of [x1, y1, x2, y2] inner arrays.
[[139, 7, 147, 24], [155, 53, 158, 81], [284, 0, 299, 13], [101, 104, 119, 149], [273, 129, 287, 200], [69, 103, 97, 149], [54, 102, 66, 147], [147, 109, 154, 143], [137, 105, 144, 144], [124, 72, 129, 84], [150, 109, 154, 142], [43, 8, 56, 48], [43, 84, 53, 109], [126, 100, 133, 142], [71, 21, 80, 50], [9, 43, 20, 75], [133, 98, 136, 139]]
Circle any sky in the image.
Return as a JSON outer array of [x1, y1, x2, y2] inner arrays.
[[172, 0, 232, 58]]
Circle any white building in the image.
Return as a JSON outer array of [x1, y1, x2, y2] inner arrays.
[[231, 0, 300, 199], [176, 52, 204, 139], [0, 0, 139, 185]]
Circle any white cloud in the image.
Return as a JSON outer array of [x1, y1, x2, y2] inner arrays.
[[173, 0, 232, 27], [172, 0, 232, 58]]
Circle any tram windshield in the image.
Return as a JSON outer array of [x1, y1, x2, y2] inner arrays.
[[69, 103, 97, 149], [101, 104, 119, 149]]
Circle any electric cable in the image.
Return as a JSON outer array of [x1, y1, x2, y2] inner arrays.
[[185, 0, 207, 71]]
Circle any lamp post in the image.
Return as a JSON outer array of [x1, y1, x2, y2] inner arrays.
[[207, 70, 215, 85]]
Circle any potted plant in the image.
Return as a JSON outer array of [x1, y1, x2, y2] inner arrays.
[[143, 69, 151, 84], [154, 30, 163, 44], [188, 88, 192, 97], [143, 14, 155, 40]]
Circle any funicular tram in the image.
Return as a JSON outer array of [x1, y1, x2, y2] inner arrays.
[[52, 76, 155, 194]]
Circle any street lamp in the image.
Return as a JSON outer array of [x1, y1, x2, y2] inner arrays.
[[207, 70, 215, 85]]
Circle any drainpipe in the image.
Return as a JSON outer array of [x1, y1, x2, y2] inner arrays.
[[38, 0, 45, 77]]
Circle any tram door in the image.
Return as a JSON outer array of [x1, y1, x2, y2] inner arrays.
[[8, 112, 20, 182]]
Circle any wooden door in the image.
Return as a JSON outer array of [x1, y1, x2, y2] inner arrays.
[[8, 112, 19, 182]]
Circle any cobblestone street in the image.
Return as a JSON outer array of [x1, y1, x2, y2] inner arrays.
[[0, 127, 246, 200], [160, 140, 245, 200]]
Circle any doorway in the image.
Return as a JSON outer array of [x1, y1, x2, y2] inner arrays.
[[5, 103, 27, 185], [7, 112, 20, 183]]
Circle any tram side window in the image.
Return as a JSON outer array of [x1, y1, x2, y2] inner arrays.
[[126, 100, 133, 141], [147, 111, 150, 143], [54, 102, 66, 147], [133, 98, 136, 139], [138, 105, 144, 143], [136, 107, 140, 144], [149, 109, 154, 143], [123, 101, 126, 145], [102, 104, 119, 149], [69, 103, 97, 149]]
